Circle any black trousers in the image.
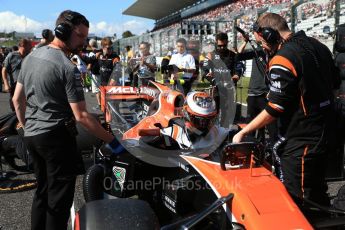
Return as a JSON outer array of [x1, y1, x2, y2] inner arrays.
[[277, 108, 335, 209], [246, 94, 278, 144], [280, 138, 330, 208], [25, 125, 84, 230]]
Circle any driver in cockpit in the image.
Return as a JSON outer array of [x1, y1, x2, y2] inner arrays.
[[160, 91, 219, 149]]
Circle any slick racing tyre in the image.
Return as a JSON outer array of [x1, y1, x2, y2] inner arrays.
[[83, 164, 105, 202], [75, 199, 159, 230]]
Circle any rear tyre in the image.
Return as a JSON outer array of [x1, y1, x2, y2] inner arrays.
[[83, 164, 105, 202]]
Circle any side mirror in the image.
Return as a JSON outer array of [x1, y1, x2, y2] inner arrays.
[[220, 142, 264, 170]]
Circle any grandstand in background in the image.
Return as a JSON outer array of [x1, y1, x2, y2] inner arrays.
[[119, 0, 341, 59]]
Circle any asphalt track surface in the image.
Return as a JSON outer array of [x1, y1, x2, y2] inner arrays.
[[0, 90, 345, 230]]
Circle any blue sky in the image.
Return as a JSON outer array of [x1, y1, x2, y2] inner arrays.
[[0, 0, 154, 37]]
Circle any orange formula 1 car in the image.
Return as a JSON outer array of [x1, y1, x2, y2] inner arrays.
[[76, 79, 345, 230]]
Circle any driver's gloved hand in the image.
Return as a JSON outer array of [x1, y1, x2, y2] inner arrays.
[[101, 138, 125, 155]]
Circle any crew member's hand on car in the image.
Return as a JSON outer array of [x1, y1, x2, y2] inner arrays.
[[232, 131, 245, 143], [101, 137, 125, 155]]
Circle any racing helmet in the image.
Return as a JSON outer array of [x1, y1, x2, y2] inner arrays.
[[184, 91, 217, 132]]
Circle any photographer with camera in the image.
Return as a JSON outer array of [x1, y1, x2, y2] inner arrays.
[[12, 10, 123, 230]]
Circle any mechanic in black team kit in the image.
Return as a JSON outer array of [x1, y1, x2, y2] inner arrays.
[[233, 13, 340, 212], [202, 32, 241, 126], [203, 32, 241, 84], [12, 10, 123, 230]]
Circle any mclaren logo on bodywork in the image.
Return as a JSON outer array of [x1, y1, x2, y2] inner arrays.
[[106, 86, 159, 98]]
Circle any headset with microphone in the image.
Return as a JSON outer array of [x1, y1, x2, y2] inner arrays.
[[54, 11, 83, 42], [252, 22, 281, 45]]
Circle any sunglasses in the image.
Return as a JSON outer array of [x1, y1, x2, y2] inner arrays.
[[216, 44, 227, 49]]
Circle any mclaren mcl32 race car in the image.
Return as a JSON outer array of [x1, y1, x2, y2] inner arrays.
[[73, 73, 345, 230]]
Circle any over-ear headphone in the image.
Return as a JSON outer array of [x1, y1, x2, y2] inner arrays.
[[252, 22, 281, 45], [54, 11, 82, 42]]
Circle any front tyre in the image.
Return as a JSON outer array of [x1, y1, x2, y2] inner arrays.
[[75, 199, 159, 230]]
